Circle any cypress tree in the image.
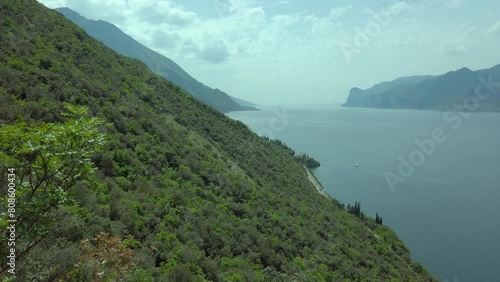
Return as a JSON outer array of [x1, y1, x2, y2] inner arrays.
[[354, 201, 361, 219], [375, 212, 383, 225]]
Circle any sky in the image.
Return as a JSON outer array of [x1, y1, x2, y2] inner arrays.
[[37, 0, 500, 105]]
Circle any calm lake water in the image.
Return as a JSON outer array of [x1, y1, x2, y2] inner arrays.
[[228, 104, 500, 282]]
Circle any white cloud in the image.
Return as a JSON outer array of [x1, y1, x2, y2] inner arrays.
[[131, 0, 198, 26], [235, 37, 256, 54], [197, 36, 230, 63], [167, 9, 197, 26], [212, 0, 231, 18], [486, 20, 500, 35], [228, 0, 259, 15], [329, 6, 351, 19], [271, 14, 299, 27], [442, 27, 475, 56], [151, 30, 181, 48], [272, 0, 289, 8], [245, 6, 266, 22], [444, 0, 467, 10]]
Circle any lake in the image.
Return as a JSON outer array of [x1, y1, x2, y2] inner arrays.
[[228, 104, 500, 282]]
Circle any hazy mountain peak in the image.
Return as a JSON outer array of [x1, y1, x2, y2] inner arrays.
[[56, 7, 256, 113], [343, 64, 500, 110], [457, 66, 472, 72]]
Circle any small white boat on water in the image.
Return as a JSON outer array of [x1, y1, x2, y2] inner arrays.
[[355, 161, 359, 168]]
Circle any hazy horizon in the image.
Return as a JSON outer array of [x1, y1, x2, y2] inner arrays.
[[37, 0, 500, 105]]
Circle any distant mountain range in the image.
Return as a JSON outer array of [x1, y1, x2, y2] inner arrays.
[[343, 64, 500, 111], [56, 7, 258, 113], [230, 95, 260, 108]]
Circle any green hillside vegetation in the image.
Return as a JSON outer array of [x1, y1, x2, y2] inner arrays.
[[55, 7, 257, 113], [343, 66, 500, 110], [0, 1, 436, 281], [267, 139, 320, 168], [295, 154, 321, 169]]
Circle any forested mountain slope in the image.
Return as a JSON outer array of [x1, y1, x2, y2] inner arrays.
[[0, 1, 435, 281]]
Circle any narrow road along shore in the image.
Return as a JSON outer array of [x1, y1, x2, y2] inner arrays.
[[304, 166, 329, 198]]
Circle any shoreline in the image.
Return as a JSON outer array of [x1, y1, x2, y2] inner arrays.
[[304, 166, 329, 198]]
